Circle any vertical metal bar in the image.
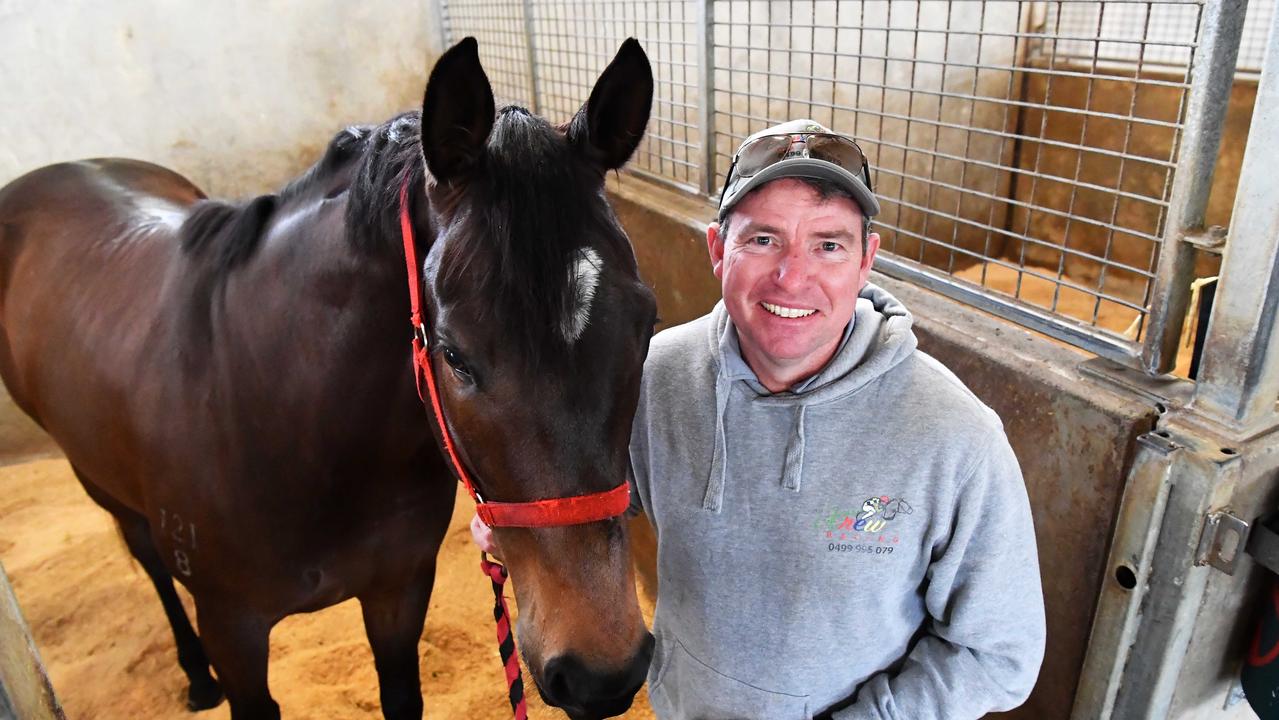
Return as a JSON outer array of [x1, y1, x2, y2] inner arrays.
[[436, 0, 451, 49], [1192, 2, 1279, 430], [697, 0, 716, 196], [1139, 0, 1247, 375], [521, 0, 541, 114]]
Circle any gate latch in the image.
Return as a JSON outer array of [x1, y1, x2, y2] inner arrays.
[[1195, 510, 1250, 575]]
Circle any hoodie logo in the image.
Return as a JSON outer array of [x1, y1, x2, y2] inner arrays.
[[816, 496, 913, 553]]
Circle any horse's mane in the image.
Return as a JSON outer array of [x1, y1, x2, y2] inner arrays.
[[179, 124, 377, 272], [179, 107, 610, 367]]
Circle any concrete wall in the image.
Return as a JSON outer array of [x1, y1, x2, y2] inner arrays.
[[609, 176, 1158, 720], [0, 1, 442, 198]]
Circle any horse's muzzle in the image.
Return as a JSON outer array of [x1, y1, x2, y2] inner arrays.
[[537, 631, 655, 720]]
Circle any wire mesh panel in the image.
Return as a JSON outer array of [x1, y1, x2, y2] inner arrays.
[[442, 0, 703, 191], [1238, 0, 1276, 74], [437, 0, 1260, 367], [531, 1, 702, 189], [709, 0, 1216, 356], [1052, 0, 1271, 73], [440, 0, 536, 108]]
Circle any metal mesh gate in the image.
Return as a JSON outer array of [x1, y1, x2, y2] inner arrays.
[[438, 0, 1269, 373]]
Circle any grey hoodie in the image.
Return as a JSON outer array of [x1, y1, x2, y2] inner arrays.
[[629, 284, 1045, 719]]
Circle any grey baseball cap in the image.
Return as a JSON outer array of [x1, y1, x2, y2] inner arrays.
[[717, 118, 879, 221]]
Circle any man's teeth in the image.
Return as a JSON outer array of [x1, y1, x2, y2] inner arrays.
[[762, 302, 816, 318]]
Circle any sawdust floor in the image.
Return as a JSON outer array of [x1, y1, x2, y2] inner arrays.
[[952, 261, 1198, 376], [0, 455, 657, 720]]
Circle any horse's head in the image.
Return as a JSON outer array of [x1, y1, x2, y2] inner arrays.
[[415, 38, 657, 719]]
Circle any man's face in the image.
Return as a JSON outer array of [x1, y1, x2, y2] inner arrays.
[[708, 178, 880, 389]]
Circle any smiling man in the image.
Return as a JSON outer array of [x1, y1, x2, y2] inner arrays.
[[628, 119, 1045, 719], [476, 119, 1046, 719]]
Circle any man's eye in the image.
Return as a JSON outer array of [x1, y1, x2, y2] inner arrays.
[[751, 235, 773, 246], [821, 241, 842, 252]]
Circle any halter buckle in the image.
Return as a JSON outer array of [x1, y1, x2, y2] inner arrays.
[[414, 323, 429, 348]]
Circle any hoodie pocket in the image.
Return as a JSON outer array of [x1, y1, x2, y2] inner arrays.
[[649, 637, 811, 720]]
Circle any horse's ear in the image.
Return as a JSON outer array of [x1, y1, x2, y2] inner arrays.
[[567, 38, 653, 172], [421, 37, 495, 184]]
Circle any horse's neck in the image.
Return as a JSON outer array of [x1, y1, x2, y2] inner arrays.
[[185, 191, 410, 379]]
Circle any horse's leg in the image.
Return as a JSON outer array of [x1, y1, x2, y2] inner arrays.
[[114, 511, 225, 711], [360, 567, 436, 720], [195, 599, 279, 720], [74, 473, 223, 711]]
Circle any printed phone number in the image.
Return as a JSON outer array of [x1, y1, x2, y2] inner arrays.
[[828, 543, 894, 554]]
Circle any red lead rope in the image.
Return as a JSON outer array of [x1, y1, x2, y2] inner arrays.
[[483, 555, 528, 720], [398, 176, 631, 719]]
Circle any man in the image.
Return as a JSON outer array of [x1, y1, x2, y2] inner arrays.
[[477, 119, 1045, 719]]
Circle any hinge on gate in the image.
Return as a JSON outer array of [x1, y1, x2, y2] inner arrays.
[[1195, 510, 1250, 574], [1181, 225, 1228, 255]]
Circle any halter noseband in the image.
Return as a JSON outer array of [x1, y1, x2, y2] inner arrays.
[[398, 176, 631, 527]]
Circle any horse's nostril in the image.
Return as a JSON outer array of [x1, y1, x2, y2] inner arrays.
[[543, 656, 575, 706], [539, 645, 652, 718]]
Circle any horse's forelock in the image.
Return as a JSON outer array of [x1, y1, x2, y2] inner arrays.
[[435, 109, 621, 368]]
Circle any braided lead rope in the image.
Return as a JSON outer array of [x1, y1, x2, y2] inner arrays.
[[481, 553, 528, 720]]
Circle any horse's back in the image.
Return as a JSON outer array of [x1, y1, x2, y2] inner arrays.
[[0, 158, 202, 302], [0, 159, 201, 483]]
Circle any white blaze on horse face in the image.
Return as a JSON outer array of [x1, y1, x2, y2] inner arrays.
[[564, 247, 603, 342]]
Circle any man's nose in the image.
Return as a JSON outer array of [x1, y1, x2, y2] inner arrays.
[[775, 247, 811, 290]]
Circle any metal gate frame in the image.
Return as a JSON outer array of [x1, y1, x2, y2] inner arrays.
[[1073, 4, 1279, 715]]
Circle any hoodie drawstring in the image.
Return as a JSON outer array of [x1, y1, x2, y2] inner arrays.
[[702, 371, 732, 512], [704, 377, 809, 511], [781, 405, 806, 491]]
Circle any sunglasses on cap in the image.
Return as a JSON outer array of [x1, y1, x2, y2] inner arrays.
[[726, 132, 874, 193]]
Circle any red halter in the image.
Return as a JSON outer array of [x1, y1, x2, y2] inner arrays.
[[397, 176, 631, 527], [399, 176, 630, 719]]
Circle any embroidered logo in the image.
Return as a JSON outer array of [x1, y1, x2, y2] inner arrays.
[[816, 496, 914, 553]]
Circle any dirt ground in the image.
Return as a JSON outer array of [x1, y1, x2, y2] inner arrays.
[[952, 261, 1200, 377], [0, 448, 657, 720]]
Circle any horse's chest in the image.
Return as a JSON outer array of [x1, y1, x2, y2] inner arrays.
[[151, 467, 453, 611]]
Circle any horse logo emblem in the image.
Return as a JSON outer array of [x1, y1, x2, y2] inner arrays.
[[856, 496, 914, 533], [815, 496, 914, 537]]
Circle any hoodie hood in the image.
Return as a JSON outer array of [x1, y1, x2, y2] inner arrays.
[[700, 282, 917, 511]]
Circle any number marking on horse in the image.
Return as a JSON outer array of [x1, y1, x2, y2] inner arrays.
[[159, 508, 198, 576]]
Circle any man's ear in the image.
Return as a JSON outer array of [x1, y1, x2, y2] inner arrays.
[[708, 221, 726, 280], [860, 231, 881, 286]]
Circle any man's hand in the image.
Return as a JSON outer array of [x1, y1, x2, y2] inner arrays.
[[470, 513, 500, 558]]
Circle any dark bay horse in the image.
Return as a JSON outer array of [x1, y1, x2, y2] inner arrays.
[[0, 37, 656, 720]]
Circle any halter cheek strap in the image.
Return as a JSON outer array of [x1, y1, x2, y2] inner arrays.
[[398, 175, 632, 529]]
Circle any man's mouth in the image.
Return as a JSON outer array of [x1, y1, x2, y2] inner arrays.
[[761, 301, 817, 319]]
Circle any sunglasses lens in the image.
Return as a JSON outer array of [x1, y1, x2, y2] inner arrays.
[[809, 135, 873, 192], [807, 135, 867, 177], [734, 135, 792, 178], [728, 132, 874, 195]]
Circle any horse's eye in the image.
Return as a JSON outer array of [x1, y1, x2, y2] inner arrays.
[[441, 347, 472, 380]]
